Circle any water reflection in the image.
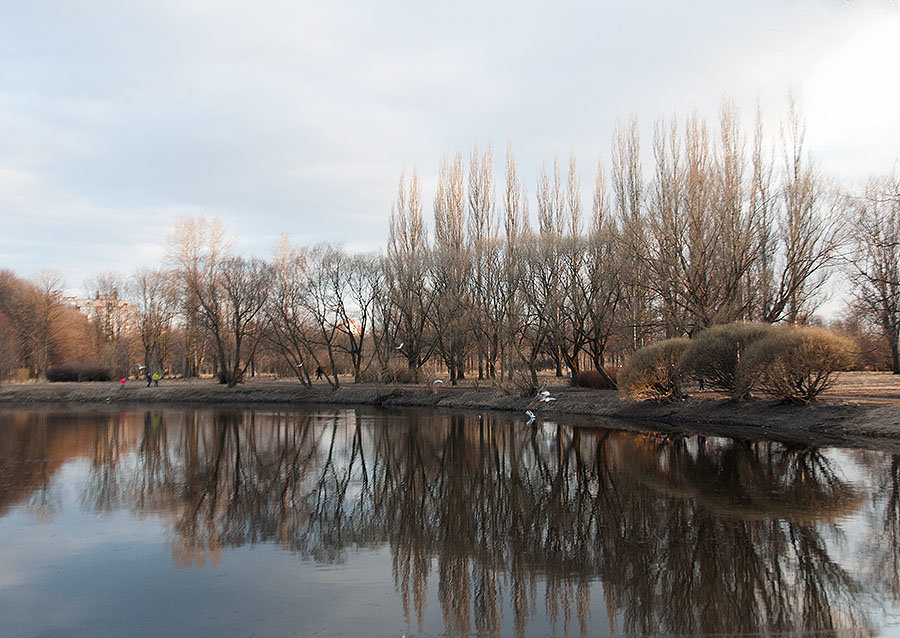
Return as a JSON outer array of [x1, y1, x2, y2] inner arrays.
[[0, 407, 895, 636]]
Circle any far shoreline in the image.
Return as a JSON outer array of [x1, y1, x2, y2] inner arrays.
[[3, 376, 900, 453]]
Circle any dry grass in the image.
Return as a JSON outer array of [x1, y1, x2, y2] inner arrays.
[[822, 371, 900, 400]]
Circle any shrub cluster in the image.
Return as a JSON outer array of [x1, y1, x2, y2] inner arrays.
[[572, 368, 618, 389], [358, 367, 420, 384], [619, 323, 855, 404], [679, 322, 773, 397], [618, 338, 690, 403], [46, 364, 112, 382], [507, 371, 539, 398], [735, 326, 854, 403], [377, 368, 415, 384]]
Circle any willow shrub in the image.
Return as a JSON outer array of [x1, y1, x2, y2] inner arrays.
[[618, 338, 690, 403], [736, 326, 855, 403], [679, 322, 774, 397], [572, 368, 618, 389], [46, 364, 112, 382]]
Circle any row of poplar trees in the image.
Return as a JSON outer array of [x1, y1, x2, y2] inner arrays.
[[385, 100, 856, 385], [4, 100, 899, 385]]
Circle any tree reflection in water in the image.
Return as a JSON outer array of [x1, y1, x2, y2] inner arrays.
[[1, 407, 893, 637]]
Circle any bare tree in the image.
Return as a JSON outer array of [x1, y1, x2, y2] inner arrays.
[[169, 216, 269, 386], [83, 270, 131, 374], [499, 142, 529, 381], [582, 160, 623, 381], [386, 169, 435, 381], [467, 143, 499, 379], [646, 106, 755, 335], [558, 154, 591, 377], [0, 304, 19, 382], [84, 271, 127, 343], [515, 158, 565, 382], [28, 269, 68, 377], [713, 101, 756, 323], [371, 254, 400, 382], [612, 117, 651, 351], [432, 153, 471, 384], [168, 216, 232, 378], [0, 270, 95, 377], [332, 252, 382, 383], [130, 267, 177, 372], [267, 235, 313, 386], [847, 174, 900, 373], [761, 100, 842, 323], [748, 104, 778, 322], [294, 244, 352, 389], [215, 255, 271, 386], [537, 156, 567, 376]]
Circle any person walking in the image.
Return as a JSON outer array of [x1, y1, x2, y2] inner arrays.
[[152, 372, 160, 387], [146, 371, 152, 387]]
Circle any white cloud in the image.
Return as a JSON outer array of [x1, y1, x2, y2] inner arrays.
[[803, 12, 900, 180], [1, 0, 898, 301]]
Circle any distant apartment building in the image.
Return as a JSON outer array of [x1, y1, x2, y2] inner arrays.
[[63, 290, 137, 337]]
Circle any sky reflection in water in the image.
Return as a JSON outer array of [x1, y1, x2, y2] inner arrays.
[[0, 406, 897, 637]]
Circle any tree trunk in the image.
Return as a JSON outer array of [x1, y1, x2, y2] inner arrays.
[[891, 331, 900, 375]]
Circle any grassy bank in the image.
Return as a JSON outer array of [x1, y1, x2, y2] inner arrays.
[[2, 376, 900, 452]]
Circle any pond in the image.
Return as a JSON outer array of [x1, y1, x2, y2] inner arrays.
[[0, 406, 898, 637]]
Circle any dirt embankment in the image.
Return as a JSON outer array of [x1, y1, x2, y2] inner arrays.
[[3, 373, 900, 452]]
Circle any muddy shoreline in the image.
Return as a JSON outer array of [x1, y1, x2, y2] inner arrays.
[[2, 379, 900, 452]]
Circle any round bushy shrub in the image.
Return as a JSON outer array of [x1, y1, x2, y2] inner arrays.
[[679, 322, 774, 397], [572, 368, 618, 389], [46, 364, 112, 382], [736, 326, 855, 403], [379, 367, 415, 384], [618, 338, 690, 403], [45, 365, 77, 382], [78, 366, 112, 382]]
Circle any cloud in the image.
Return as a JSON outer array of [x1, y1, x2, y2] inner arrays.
[[1, 0, 898, 290]]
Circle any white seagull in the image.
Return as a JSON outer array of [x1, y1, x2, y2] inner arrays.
[[395, 342, 404, 350], [540, 395, 556, 403], [432, 379, 444, 384], [525, 410, 536, 424]]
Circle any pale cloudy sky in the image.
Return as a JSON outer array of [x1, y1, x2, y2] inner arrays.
[[1, 0, 899, 293]]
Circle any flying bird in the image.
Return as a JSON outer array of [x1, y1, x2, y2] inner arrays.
[[395, 342, 404, 350], [539, 390, 551, 397], [525, 410, 536, 424], [541, 396, 556, 403], [433, 379, 444, 384]]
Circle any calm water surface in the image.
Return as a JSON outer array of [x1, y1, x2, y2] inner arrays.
[[1, 406, 899, 637]]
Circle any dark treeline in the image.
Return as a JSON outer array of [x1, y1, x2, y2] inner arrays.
[[2, 100, 898, 385], [2, 408, 894, 636]]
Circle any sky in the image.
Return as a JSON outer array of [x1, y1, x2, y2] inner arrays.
[[1, 0, 899, 301]]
